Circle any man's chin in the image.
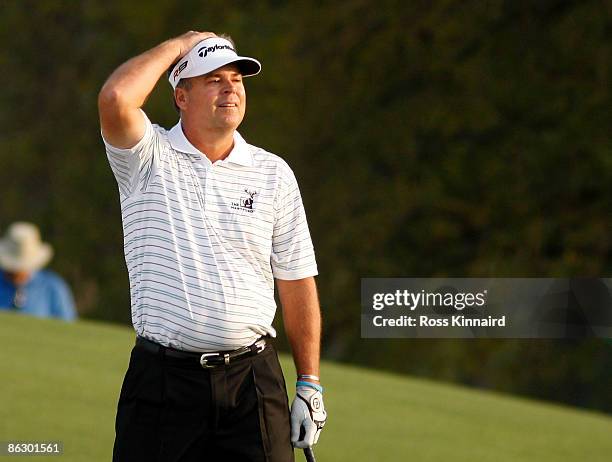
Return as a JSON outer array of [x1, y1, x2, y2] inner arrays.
[[217, 116, 244, 131]]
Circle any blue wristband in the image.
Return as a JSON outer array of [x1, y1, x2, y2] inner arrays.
[[296, 380, 324, 393]]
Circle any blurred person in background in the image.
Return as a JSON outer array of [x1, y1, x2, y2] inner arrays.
[[0, 222, 76, 320]]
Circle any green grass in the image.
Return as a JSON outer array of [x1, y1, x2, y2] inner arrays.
[[1, 311, 611, 461]]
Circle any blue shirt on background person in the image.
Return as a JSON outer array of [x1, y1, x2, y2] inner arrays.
[[0, 269, 76, 320], [0, 222, 77, 321]]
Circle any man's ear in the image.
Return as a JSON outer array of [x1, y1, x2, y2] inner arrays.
[[175, 88, 188, 111]]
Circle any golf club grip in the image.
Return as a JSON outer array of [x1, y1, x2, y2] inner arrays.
[[298, 425, 317, 461], [304, 447, 316, 462]]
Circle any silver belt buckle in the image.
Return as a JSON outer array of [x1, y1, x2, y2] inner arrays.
[[254, 339, 266, 354], [200, 352, 220, 368]]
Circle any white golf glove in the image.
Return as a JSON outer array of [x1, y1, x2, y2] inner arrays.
[[290, 385, 327, 448]]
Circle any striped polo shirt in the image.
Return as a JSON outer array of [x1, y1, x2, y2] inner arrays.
[[103, 111, 318, 351]]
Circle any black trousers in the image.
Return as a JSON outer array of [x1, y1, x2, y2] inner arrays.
[[112, 338, 294, 462]]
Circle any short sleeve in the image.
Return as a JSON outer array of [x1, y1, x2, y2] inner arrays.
[[271, 166, 318, 280], [49, 274, 77, 321], [102, 110, 162, 197]]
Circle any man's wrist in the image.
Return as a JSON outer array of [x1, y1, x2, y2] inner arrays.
[[296, 381, 324, 393], [297, 373, 320, 383], [162, 37, 187, 64]]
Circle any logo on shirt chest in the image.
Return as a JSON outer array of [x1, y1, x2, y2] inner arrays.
[[231, 188, 258, 213]]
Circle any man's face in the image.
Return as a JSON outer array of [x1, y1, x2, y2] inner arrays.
[[176, 64, 246, 131], [4, 270, 31, 285]]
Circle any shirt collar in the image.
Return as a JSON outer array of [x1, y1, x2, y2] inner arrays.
[[167, 122, 253, 167]]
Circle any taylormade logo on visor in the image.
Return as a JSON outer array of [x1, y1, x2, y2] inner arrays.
[[198, 43, 236, 58]]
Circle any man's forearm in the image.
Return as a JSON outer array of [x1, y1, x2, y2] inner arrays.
[[100, 30, 215, 109], [99, 39, 183, 109], [277, 277, 321, 383], [98, 31, 215, 148]]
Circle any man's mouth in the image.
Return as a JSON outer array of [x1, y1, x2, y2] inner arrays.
[[218, 103, 238, 108]]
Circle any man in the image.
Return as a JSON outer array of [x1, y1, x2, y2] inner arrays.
[[0, 221, 76, 320], [98, 31, 326, 461]]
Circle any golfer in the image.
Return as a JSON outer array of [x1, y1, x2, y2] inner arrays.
[[98, 31, 326, 461]]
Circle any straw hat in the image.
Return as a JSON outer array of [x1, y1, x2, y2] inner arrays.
[[0, 222, 53, 273]]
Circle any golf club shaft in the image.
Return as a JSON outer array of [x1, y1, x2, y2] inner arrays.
[[304, 447, 316, 462]]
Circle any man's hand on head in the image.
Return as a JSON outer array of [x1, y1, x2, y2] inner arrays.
[[173, 31, 217, 60]]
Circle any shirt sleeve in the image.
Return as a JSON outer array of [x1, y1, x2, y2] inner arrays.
[[49, 275, 77, 321], [271, 166, 318, 280], [102, 110, 162, 197]]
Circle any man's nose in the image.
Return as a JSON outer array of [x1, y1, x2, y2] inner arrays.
[[223, 81, 238, 93]]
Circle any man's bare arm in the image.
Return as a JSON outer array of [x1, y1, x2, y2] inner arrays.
[[98, 31, 215, 149], [277, 277, 321, 384]]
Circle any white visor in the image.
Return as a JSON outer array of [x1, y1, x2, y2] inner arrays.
[[168, 37, 261, 89]]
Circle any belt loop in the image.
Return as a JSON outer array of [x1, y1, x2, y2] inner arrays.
[[158, 342, 166, 361]]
